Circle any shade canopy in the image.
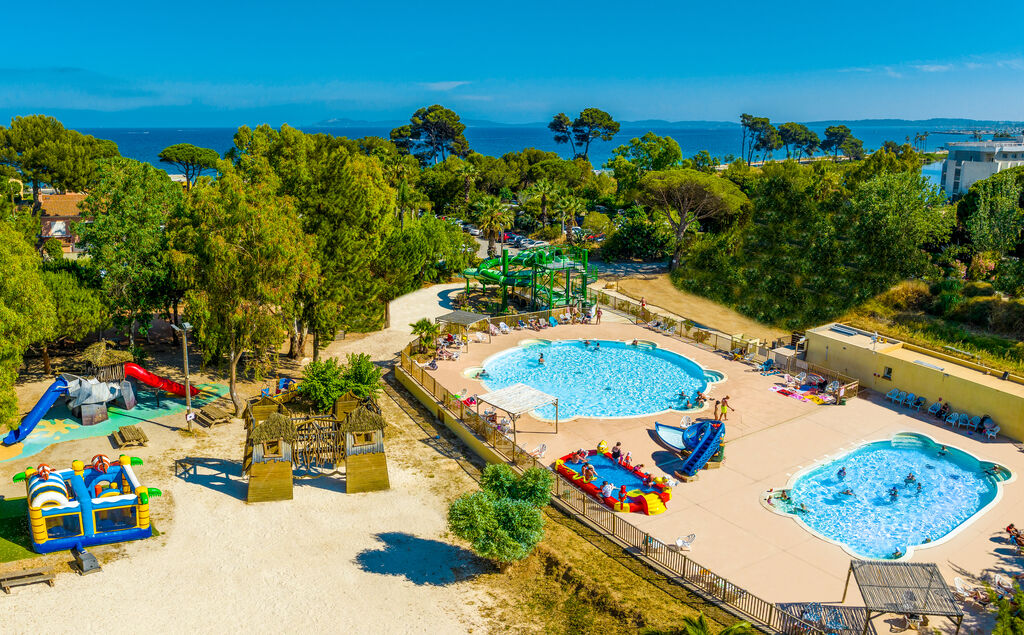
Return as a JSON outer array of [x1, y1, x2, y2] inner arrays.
[[843, 560, 964, 635], [478, 383, 557, 416], [435, 310, 490, 327]]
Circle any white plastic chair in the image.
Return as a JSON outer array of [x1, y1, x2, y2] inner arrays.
[[952, 577, 971, 602], [475, 332, 487, 343], [680, 415, 693, 427], [986, 425, 1000, 440], [529, 443, 547, 459], [675, 533, 696, 551]]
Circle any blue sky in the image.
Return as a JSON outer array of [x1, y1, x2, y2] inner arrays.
[[3, 0, 1023, 126]]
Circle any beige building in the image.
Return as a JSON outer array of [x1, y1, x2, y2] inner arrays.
[[805, 323, 1024, 441]]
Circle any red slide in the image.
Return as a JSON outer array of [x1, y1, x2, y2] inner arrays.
[[124, 363, 200, 398]]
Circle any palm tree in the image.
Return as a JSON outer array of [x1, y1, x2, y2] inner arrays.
[[529, 179, 557, 227], [456, 161, 478, 205], [474, 195, 514, 257], [555, 195, 586, 242], [679, 614, 755, 635], [410, 318, 440, 354]]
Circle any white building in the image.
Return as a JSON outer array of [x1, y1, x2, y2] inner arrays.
[[941, 135, 1024, 195]]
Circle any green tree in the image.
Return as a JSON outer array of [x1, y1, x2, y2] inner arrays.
[[640, 170, 748, 269], [778, 122, 818, 160], [42, 238, 64, 261], [390, 105, 470, 164], [448, 465, 551, 569], [339, 352, 382, 400], [754, 123, 782, 163], [523, 179, 558, 227], [78, 158, 184, 348], [993, 584, 1024, 634], [689, 150, 719, 174], [605, 132, 682, 191], [547, 113, 579, 158], [740, 114, 774, 165], [474, 195, 514, 256], [410, 318, 441, 353], [158, 143, 220, 191], [820, 125, 859, 161], [298, 357, 346, 412], [679, 613, 755, 635], [554, 194, 586, 240], [963, 168, 1024, 256], [173, 163, 311, 414], [38, 270, 108, 374], [549, 108, 620, 160], [0, 220, 56, 430]]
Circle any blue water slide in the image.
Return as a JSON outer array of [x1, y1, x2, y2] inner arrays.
[[679, 422, 725, 476], [2, 376, 69, 446], [682, 421, 710, 450]]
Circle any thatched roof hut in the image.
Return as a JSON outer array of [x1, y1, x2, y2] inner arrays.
[[81, 340, 134, 368], [251, 412, 296, 445], [341, 407, 386, 434]]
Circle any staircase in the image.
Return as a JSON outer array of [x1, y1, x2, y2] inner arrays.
[[640, 493, 667, 515]]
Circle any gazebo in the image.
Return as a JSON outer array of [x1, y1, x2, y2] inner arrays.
[[476, 383, 558, 447], [842, 560, 964, 634], [435, 310, 491, 347]]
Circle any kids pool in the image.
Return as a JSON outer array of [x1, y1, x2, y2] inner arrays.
[[480, 339, 715, 419], [767, 433, 1012, 559]]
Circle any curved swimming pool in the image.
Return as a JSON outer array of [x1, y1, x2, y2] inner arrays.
[[767, 433, 1012, 559], [480, 339, 711, 419]]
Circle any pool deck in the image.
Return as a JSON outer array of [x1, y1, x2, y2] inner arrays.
[[426, 317, 1024, 633]]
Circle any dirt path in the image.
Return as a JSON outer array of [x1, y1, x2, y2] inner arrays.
[[613, 274, 788, 342]]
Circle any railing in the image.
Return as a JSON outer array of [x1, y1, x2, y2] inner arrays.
[[590, 290, 860, 398], [397, 341, 825, 634]]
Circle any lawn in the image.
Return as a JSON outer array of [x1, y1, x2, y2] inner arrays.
[[0, 497, 39, 563]]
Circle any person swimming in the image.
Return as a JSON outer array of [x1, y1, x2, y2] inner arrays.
[[799, 503, 809, 513], [905, 472, 916, 485], [889, 486, 899, 499], [916, 482, 923, 493], [630, 339, 638, 346], [938, 445, 948, 456], [837, 467, 847, 480], [583, 339, 590, 347], [538, 353, 544, 364], [840, 488, 854, 496], [594, 342, 601, 350]]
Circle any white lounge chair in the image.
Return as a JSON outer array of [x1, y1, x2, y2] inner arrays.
[[675, 534, 696, 551], [994, 573, 1013, 594], [499, 322, 511, 334], [953, 577, 976, 604], [474, 331, 487, 343], [529, 443, 547, 459], [489, 324, 500, 336], [680, 415, 692, 427]]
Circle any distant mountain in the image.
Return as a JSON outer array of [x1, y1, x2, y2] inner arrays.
[[313, 117, 403, 128], [619, 119, 739, 129], [804, 117, 1024, 128]]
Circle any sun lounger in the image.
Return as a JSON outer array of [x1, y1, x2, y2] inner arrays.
[[515, 320, 526, 330], [927, 402, 942, 415], [885, 388, 900, 402], [529, 443, 547, 459], [548, 316, 559, 328], [474, 331, 487, 342], [674, 533, 696, 551], [489, 323, 499, 336], [902, 393, 916, 407], [795, 372, 808, 386], [499, 322, 511, 334], [952, 577, 974, 603]]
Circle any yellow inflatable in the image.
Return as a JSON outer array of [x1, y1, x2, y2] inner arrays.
[[596, 440, 608, 454]]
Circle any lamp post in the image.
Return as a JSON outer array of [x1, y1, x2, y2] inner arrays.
[[170, 322, 193, 431]]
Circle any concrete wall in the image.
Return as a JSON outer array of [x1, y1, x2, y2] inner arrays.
[[806, 333, 1023, 442], [395, 366, 507, 465]]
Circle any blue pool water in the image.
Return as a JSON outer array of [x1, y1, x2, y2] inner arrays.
[[565, 454, 655, 493], [778, 434, 1009, 559], [481, 339, 709, 419]]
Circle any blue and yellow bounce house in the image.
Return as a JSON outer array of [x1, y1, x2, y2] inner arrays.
[[12, 454, 161, 554]]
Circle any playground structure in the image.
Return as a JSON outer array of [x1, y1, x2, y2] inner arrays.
[[655, 420, 726, 479], [2, 360, 199, 446], [555, 444, 672, 515], [12, 454, 160, 554], [242, 391, 389, 502], [462, 245, 597, 313]]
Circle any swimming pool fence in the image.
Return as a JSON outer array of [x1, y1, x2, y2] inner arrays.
[[588, 290, 860, 398], [397, 340, 827, 634]]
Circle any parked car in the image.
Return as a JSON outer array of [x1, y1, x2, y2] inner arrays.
[[532, 240, 550, 247], [468, 226, 482, 236]]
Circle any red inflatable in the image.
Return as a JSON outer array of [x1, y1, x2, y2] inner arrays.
[[555, 449, 671, 514], [124, 363, 199, 398]]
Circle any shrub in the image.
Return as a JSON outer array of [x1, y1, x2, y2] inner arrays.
[[42, 238, 64, 260], [949, 296, 998, 327], [535, 225, 563, 241], [963, 281, 996, 297], [339, 353, 382, 400], [602, 216, 673, 261], [298, 358, 346, 412], [448, 464, 552, 568], [877, 280, 932, 311], [991, 299, 1024, 338], [994, 258, 1024, 297]]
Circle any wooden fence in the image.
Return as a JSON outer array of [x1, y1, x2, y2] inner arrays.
[[397, 341, 825, 634]]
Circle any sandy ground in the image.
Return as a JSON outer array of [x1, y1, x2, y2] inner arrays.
[[612, 273, 788, 343], [1, 283, 504, 634]]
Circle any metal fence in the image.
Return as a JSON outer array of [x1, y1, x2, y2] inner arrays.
[[398, 340, 825, 634], [589, 290, 860, 398]]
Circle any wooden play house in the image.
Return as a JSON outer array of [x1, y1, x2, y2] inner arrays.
[[244, 412, 295, 503], [241, 390, 390, 501], [343, 407, 390, 493]]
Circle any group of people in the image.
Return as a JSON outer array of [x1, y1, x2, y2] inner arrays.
[[1006, 523, 1024, 550], [680, 390, 709, 410], [582, 340, 601, 351]]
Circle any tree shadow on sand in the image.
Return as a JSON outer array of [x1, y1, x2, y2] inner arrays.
[[354, 531, 482, 586], [174, 456, 247, 501]]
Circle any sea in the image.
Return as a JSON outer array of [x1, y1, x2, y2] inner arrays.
[[82, 123, 964, 187]]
